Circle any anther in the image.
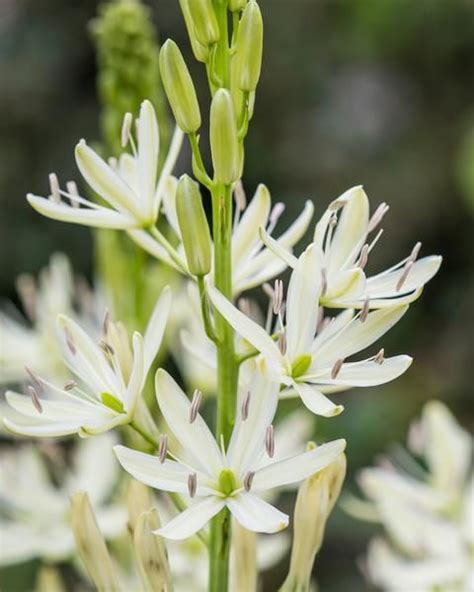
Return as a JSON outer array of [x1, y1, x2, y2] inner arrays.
[[28, 386, 43, 414], [187, 472, 197, 498], [277, 332, 287, 355], [265, 425, 275, 458], [121, 112, 133, 148], [269, 203, 285, 229], [64, 327, 76, 354], [273, 279, 283, 315], [262, 283, 274, 299], [316, 307, 325, 334], [241, 391, 251, 421], [238, 298, 251, 316], [331, 358, 344, 379], [189, 389, 202, 423], [329, 213, 338, 228], [64, 380, 77, 391], [321, 268, 328, 297], [410, 241, 422, 262], [244, 471, 255, 492], [396, 260, 414, 292], [16, 275, 36, 322], [234, 180, 247, 211], [66, 181, 80, 208], [368, 203, 389, 233], [360, 297, 370, 322], [102, 309, 110, 336], [357, 244, 369, 270], [374, 348, 385, 365], [25, 366, 43, 393], [158, 434, 168, 464], [99, 339, 115, 356], [48, 173, 61, 203]]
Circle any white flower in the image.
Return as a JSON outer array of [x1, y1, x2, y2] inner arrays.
[[0, 433, 125, 566], [261, 186, 442, 309], [114, 365, 346, 540], [3, 287, 171, 438], [208, 244, 412, 417], [350, 401, 473, 591], [0, 253, 103, 385], [27, 100, 183, 231]]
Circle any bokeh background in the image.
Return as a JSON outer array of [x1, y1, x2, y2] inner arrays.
[[1, 0, 473, 590]]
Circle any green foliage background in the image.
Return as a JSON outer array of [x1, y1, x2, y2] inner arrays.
[[0, 0, 473, 590]]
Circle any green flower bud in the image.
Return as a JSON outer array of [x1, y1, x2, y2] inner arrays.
[[234, 1, 263, 92], [232, 522, 257, 592], [71, 492, 118, 592], [159, 40, 201, 133], [229, 0, 248, 12], [210, 89, 241, 185], [127, 480, 154, 535], [178, 0, 209, 63], [188, 0, 220, 46], [176, 175, 212, 276]]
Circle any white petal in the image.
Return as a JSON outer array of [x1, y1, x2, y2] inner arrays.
[[128, 229, 185, 271], [3, 416, 84, 437], [161, 176, 180, 236], [75, 140, 141, 218], [155, 369, 223, 475], [156, 496, 225, 540], [324, 267, 366, 303], [137, 100, 159, 217], [327, 186, 369, 273], [5, 391, 108, 421], [27, 194, 136, 229], [252, 439, 346, 491], [274, 199, 314, 249], [257, 226, 297, 268], [291, 380, 344, 417], [366, 255, 442, 297], [227, 494, 288, 533], [142, 286, 172, 377], [124, 332, 144, 412], [286, 244, 321, 359], [153, 125, 184, 219], [207, 285, 282, 363], [311, 309, 354, 354]]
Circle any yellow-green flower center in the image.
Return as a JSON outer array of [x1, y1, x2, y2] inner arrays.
[[101, 392, 124, 414], [291, 354, 312, 379], [218, 469, 238, 497]]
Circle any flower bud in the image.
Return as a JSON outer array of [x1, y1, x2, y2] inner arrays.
[[281, 452, 347, 592], [234, 1, 263, 92], [36, 566, 64, 592], [210, 89, 241, 185], [188, 0, 220, 46], [133, 508, 172, 592], [176, 175, 212, 275], [159, 40, 201, 133], [178, 0, 209, 62], [232, 522, 257, 592], [71, 492, 118, 592], [127, 480, 154, 535], [229, 0, 248, 12]]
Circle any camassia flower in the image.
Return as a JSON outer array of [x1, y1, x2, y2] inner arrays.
[[27, 100, 183, 231], [208, 244, 412, 417], [261, 186, 442, 308], [114, 366, 346, 540], [3, 287, 171, 438]]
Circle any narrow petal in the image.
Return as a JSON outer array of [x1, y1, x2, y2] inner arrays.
[[124, 332, 144, 413], [291, 380, 344, 417], [27, 194, 136, 229], [274, 199, 314, 249], [5, 391, 109, 421], [156, 496, 225, 540], [155, 369, 223, 475], [207, 285, 282, 363], [153, 125, 184, 219], [142, 286, 172, 377], [323, 268, 366, 302], [3, 417, 84, 438], [258, 226, 298, 268], [366, 255, 442, 297], [227, 494, 288, 533], [137, 100, 159, 217], [252, 439, 346, 491], [161, 176, 180, 236]]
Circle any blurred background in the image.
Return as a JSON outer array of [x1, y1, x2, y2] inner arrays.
[[0, 0, 473, 590]]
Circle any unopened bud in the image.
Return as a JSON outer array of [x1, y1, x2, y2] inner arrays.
[[281, 453, 347, 592], [232, 522, 257, 592], [178, 0, 209, 62], [134, 509, 172, 592], [210, 89, 241, 185], [176, 175, 212, 275], [127, 480, 154, 535], [159, 40, 201, 133], [71, 492, 118, 592], [188, 0, 220, 46], [234, 1, 263, 92], [35, 566, 64, 592]]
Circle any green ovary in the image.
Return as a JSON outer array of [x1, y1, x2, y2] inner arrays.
[[218, 469, 239, 497], [291, 354, 312, 379], [101, 392, 124, 414]]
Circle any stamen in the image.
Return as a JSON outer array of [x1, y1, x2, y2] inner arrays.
[[158, 434, 168, 464], [396, 260, 414, 292], [48, 173, 61, 203], [234, 180, 247, 211], [241, 391, 251, 421], [99, 339, 115, 356], [243, 471, 255, 492], [277, 332, 287, 355], [16, 275, 36, 322], [64, 327, 76, 354], [368, 202, 389, 233], [64, 380, 77, 391], [187, 472, 197, 498], [262, 283, 274, 299], [28, 386, 43, 414], [265, 425, 275, 458], [102, 309, 110, 336], [321, 268, 328, 297], [331, 358, 344, 379], [410, 241, 422, 262], [316, 307, 325, 334], [374, 348, 385, 365], [121, 112, 133, 148], [189, 389, 202, 424], [237, 298, 251, 316], [24, 366, 43, 393], [360, 297, 370, 322], [329, 213, 338, 228], [66, 181, 80, 208], [273, 279, 283, 315], [268, 202, 285, 234], [367, 228, 384, 254], [357, 244, 369, 270]]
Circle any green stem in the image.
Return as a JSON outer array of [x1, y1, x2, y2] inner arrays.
[[197, 275, 219, 343]]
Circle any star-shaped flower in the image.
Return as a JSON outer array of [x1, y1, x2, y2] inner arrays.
[[209, 244, 412, 417], [114, 365, 345, 540]]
